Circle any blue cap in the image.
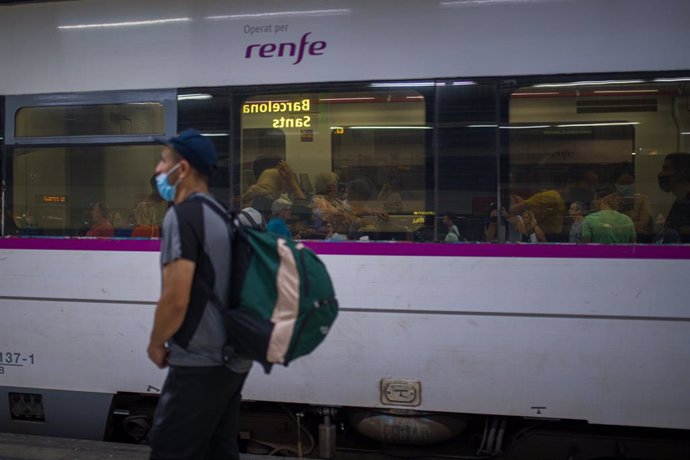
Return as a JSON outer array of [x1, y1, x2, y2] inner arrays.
[[158, 129, 217, 177]]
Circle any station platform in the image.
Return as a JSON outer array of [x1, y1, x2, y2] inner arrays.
[[0, 432, 298, 460]]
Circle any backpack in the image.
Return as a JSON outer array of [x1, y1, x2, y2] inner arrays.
[[195, 196, 339, 373]]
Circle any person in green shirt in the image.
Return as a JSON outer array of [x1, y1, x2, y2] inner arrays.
[[581, 195, 636, 244]]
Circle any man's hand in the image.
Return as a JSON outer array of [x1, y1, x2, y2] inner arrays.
[[148, 343, 169, 369]]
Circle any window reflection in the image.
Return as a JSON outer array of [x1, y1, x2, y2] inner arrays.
[[15, 103, 165, 137], [9, 146, 162, 237], [503, 80, 690, 244], [238, 91, 430, 241]]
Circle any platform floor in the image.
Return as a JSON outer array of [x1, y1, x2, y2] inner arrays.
[[0, 433, 298, 460]]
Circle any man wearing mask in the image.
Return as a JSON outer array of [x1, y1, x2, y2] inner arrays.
[[147, 129, 252, 459], [658, 152, 690, 243]]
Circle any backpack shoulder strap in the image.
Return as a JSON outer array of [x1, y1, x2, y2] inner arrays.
[[190, 194, 229, 222], [187, 194, 233, 309]]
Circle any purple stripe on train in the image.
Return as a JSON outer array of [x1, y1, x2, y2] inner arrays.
[[2, 237, 690, 259]]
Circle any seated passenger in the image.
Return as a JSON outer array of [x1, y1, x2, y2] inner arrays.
[[242, 156, 305, 210], [311, 172, 351, 224], [484, 206, 500, 242], [85, 202, 115, 237], [346, 178, 388, 239], [581, 195, 636, 244], [131, 201, 160, 238], [657, 152, 690, 243], [603, 170, 652, 240], [267, 197, 293, 239], [484, 204, 524, 243], [567, 201, 586, 243], [510, 184, 566, 241], [520, 210, 546, 243], [378, 179, 403, 213], [347, 178, 388, 221], [443, 212, 462, 242]]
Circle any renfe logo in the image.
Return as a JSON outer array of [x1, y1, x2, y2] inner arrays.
[[245, 32, 326, 65]]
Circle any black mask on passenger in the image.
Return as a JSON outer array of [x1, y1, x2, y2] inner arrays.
[[658, 174, 673, 193]]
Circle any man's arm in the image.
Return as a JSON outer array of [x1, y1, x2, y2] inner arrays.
[[147, 259, 196, 368]]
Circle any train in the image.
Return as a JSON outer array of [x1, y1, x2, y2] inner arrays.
[[1, 0, 690, 458]]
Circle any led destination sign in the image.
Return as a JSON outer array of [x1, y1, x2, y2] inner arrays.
[[242, 98, 312, 128]]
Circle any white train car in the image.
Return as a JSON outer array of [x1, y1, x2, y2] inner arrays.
[[1, 0, 690, 457]]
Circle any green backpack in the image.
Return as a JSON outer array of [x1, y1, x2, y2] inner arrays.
[[198, 197, 339, 373]]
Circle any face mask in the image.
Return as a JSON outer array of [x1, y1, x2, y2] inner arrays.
[[615, 184, 634, 196], [658, 175, 672, 193], [156, 163, 182, 202]]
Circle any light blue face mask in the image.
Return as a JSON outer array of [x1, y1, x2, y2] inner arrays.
[[615, 184, 635, 196], [155, 163, 182, 202]]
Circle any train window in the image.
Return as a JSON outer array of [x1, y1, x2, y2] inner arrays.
[[501, 77, 690, 244], [8, 145, 163, 237], [177, 88, 231, 206], [235, 89, 433, 241], [15, 103, 165, 137], [436, 82, 499, 243], [4, 90, 176, 238]]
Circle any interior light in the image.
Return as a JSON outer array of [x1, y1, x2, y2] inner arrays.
[[512, 92, 560, 96], [532, 80, 644, 88], [244, 100, 289, 104], [201, 133, 229, 137], [177, 94, 213, 101], [653, 77, 690, 82], [319, 97, 376, 102], [452, 81, 476, 86], [556, 122, 640, 127], [59, 18, 191, 30], [468, 124, 498, 128], [441, 0, 546, 6], [681, 132, 690, 135], [347, 126, 433, 130], [499, 125, 550, 129], [370, 82, 436, 87], [593, 89, 659, 94], [206, 9, 350, 20]]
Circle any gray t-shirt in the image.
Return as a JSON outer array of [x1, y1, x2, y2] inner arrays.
[[160, 193, 251, 373]]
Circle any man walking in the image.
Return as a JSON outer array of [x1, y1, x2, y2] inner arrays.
[[147, 129, 251, 459]]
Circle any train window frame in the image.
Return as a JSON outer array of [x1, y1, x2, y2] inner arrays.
[[3, 90, 177, 238], [5, 90, 177, 146], [497, 71, 690, 245], [228, 81, 437, 242], [176, 87, 232, 207]]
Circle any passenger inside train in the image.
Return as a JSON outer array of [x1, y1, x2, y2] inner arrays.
[[657, 152, 690, 243], [85, 202, 114, 238]]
